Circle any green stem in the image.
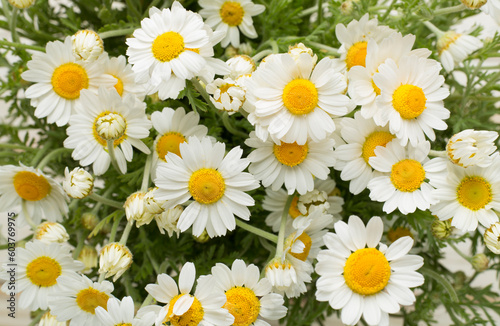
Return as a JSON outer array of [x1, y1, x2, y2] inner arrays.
[[88, 192, 124, 209], [448, 242, 472, 262], [98, 272, 106, 283], [275, 194, 294, 258], [423, 21, 444, 38], [72, 231, 86, 260], [252, 49, 273, 62], [420, 267, 459, 302], [270, 40, 279, 54], [317, 0, 323, 25], [221, 112, 248, 139], [91, 185, 116, 214], [0, 39, 45, 52], [36, 148, 71, 170], [307, 41, 339, 56], [99, 27, 137, 39], [235, 219, 278, 243], [190, 77, 218, 112], [141, 154, 152, 192], [29, 140, 53, 167], [428, 149, 448, 158], [109, 213, 123, 243], [28, 311, 44, 326], [380, 0, 397, 21], [433, 3, 467, 16], [107, 139, 123, 174], [140, 294, 154, 308], [0, 143, 36, 150], [10, 7, 19, 43], [119, 221, 133, 245]]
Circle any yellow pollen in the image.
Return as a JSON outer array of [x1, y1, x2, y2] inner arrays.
[[282, 79, 318, 115], [185, 48, 200, 54], [361, 131, 395, 163], [223, 287, 260, 326], [165, 294, 204, 326], [372, 78, 381, 96], [437, 31, 461, 55], [112, 75, 124, 96], [343, 248, 391, 295], [76, 287, 109, 314], [156, 132, 186, 161], [288, 195, 301, 218], [115, 324, 132, 326], [273, 142, 308, 167], [188, 168, 226, 204], [26, 256, 62, 287], [392, 84, 427, 119], [220, 1, 245, 26], [387, 227, 414, 243], [390, 159, 426, 192], [13, 171, 51, 201], [345, 41, 368, 70], [287, 232, 312, 261], [457, 176, 492, 211], [92, 111, 127, 147], [51, 62, 89, 100], [152, 31, 185, 62]]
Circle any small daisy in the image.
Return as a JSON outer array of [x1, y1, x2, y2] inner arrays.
[[95, 296, 156, 326], [102, 53, 146, 100], [315, 215, 424, 326], [145, 262, 234, 326], [154, 136, 259, 237], [199, 0, 265, 47], [22, 36, 115, 126], [367, 140, 446, 214], [154, 205, 183, 237], [63, 167, 94, 199], [245, 131, 335, 195], [98, 242, 133, 282], [49, 274, 114, 326], [225, 54, 255, 80], [63, 87, 151, 175], [437, 31, 482, 72], [484, 222, 500, 254], [71, 30, 104, 63], [34, 222, 70, 244], [429, 158, 500, 232], [0, 164, 68, 227], [0, 241, 83, 311], [373, 55, 450, 146], [264, 255, 313, 298], [206, 77, 245, 115], [446, 129, 498, 167]]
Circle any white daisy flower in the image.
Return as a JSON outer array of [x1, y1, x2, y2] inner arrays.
[[63, 167, 94, 199], [49, 274, 114, 326], [21, 36, 115, 126], [154, 136, 259, 237], [8, 0, 35, 8], [368, 140, 447, 214], [429, 158, 500, 232], [199, 0, 265, 47], [481, 0, 500, 25], [460, 0, 487, 9], [210, 259, 287, 325], [225, 54, 255, 80], [95, 296, 156, 326], [145, 262, 234, 326], [315, 215, 424, 326], [484, 222, 500, 254], [102, 53, 146, 100], [0, 240, 84, 311], [244, 53, 351, 145], [78, 245, 98, 274], [0, 164, 68, 227], [34, 222, 70, 244], [206, 77, 245, 115], [437, 31, 483, 72], [38, 311, 67, 326], [124, 191, 155, 227], [446, 129, 498, 168], [155, 205, 184, 237], [98, 242, 133, 282], [373, 55, 450, 146], [71, 30, 104, 63], [63, 87, 151, 175], [264, 255, 313, 298], [245, 131, 335, 195]]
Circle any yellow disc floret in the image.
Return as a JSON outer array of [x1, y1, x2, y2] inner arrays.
[[112, 75, 124, 96], [189, 168, 226, 204], [165, 294, 204, 326], [223, 287, 260, 326], [345, 41, 368, 70], [390, 159, 426, 192], [51, 63, 89, 100], [220, 1, 245, 27], [288, 195, 301, 218], [392, 84, 427, 119], [343, 248, 391, 295], [372, 78, 381, 96], [156, 132, 186, 161], [13, 171, 51, 201], [273, 142, 308, 167], [92, 111, 127, 147], [76, 287, 109, 314], [152, 31, 185, 62], [282, 79, 318, 115], [361, 131, 395, 163], [457, 176, 492, 211], [286, 232, 312, 261], [26, 256, 62, 287]]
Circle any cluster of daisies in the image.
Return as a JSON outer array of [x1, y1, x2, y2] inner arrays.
[[1, 0, 500, 325]]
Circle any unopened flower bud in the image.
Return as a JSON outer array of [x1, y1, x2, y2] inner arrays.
[[226, 55, 255, 80], [289, 43, 316, 62], [460, 0, 487, 9], [124, 191, 154, 227], [193, 229, 210, 243], [78, 245, 98, 273], [72, 30, 104, 62], [471, 253, 489, 272], [96, 112, 127, 141], [99, 242, 133, 281], [39, 311, 67, 326], [81, 212, 99, 230], [340, 0, 354, 15], [431, 219, 454, 240], [155, 205, 183, 237], [63, 167, 94, 199], [387, 226, 414, 243], [35, 222, 69, 243], [144, 187, 165, 215], [8, 0, 35, 9]]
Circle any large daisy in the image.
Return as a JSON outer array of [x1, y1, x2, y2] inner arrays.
[[315, 215, 424, 326], [0, 164, 68, 227], [21, 36, 115, 126], [154, 136, 259, 237]]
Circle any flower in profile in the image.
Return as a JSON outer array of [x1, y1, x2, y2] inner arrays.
[[63, 167, 94, 199], [95, 296, 156, 326], [225, 54, 255, 80], [72, 30, 104, 62], [446, 129, 498, 167], [101, 53, 146, 100], [206, 77, 245, 114], [99, 242, 133, 281], [199, 0, 265, 47], [315, 215, 424, 326], [155, 205, 184, 237], [38, 311, 67, 326], [484, 222, 500, 254], [264, 256, 313, 298], [78, 245, 98, 273], [437, 31, 482, 72], [8, 0, 35, 9], [34, 222, 70, 243], [460, 0, 487, 9], [154, 136, 259, 237], [124, 191, 155, 227]]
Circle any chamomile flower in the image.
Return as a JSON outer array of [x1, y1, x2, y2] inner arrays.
[[34, 222, 70, 244], [368, 140, 446, 214], [429, 158, 500, 231], [210, 259, 287, 325], [63, 87, 151, 175], [245, 131, 335, 195], [437, 31, 483, 72], [484, 222, 500, 254], [199, 0, 265, 47], [373, 55, 450, 146], [206, 77, 245, 114], [225, 54, 255, 80], [154, 205, 183, 237], [264, 255, 313, 298], [102, 54, 146, 100], [0, 240, 84, 311], [481, 0, 500, 25], [154, 136, 259, 237], [71, 30, 104, 63], [8, 0, 35, 8], [98, 242, 133, 282], [0, 164, 68, 227], [22, 36, 115, 126], [145, 262, 234, 326], [39, 311, 67, 326], [461, 0, 487, 9], [63, 167, 94, 199], [315, 215, 424, 326], [95, 296, 156, 326], [446, 129, 498, 167]]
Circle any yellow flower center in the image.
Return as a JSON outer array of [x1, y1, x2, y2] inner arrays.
[[51, 62, 89, 100], [390, 159, 426, 192], [273, 142, 308, 167], [188, 168, 226, 204], [152, 31, 185, 62], [112, 74, 124, 96], [286, 232, 312, 261], [457, 176, 492, 211], [165, 294, 204, 326], [76, 287, 109, 314], [387, 227, 414, 243], [115, 324, 132, 326], [392, 84, 427, 119], [288, 195, 301, 218], [13, 171, 51, 201], [343, 248, 391, 295], [26, 256, 62, 287], [220, 1, 245, 27], [345, 41, 367, 70], [92, 111, 127, 147], [372, 78, 381, 96], [282, 79, 318, 115], [361, 131, 395, 163], [156, 132, 186, 161], [223, 287, 260, 326]]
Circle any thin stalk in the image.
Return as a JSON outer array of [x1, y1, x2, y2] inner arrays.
[[119, 221, 133, 245], [99, 27, 137, 39], [107, 139, 123, 174], [141, 154, 152, 192], [140, 294, 154, 308], [317, 0, 323, 25], [0, 143, 36, 150], [91, 185, 116, 214], [190, 77, 218, 112], [420, 267, 459, 302], [307, 41, 339, 56], [270, 39, 279, 54], [423, 21, 444, 38], [109, 213, 123, 243], [36, 148, 71, 170], [428, 149, 448, 158], [252, 49, 273, 62], [448, 242, 472, 262], [235, 219, 278, 243], [88, 192, 124, 209], [28, 312, 44, 326], [10, 7, 19, 43], [98, 272, 106, 283], [30, 140, 53, 167], [221, 112, 248, 139], [275, 195, 294, 258], [72, 231, 86, 260], [433, 3, 467, 16], [0, 39, 45, 52]]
